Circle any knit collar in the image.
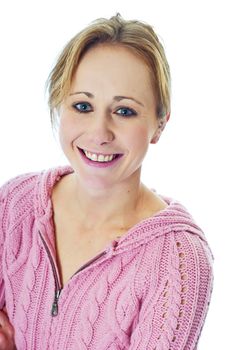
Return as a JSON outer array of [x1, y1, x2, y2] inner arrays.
[[35, 165, 208, 253]]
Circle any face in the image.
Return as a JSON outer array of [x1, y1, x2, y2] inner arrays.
[[59, 44, 162, 190]]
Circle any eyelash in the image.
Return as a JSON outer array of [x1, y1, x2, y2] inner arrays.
[[72, 102, 137, 117]]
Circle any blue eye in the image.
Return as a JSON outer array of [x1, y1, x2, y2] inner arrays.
[[116, 107, 137, 117], [73, 102, 92, 113]]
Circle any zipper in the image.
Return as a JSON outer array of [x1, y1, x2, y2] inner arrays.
[[74, 250, 107, 275], [39, 231, 109, 316], [39, 231, 62, 316], [51, 289, 61, 316]]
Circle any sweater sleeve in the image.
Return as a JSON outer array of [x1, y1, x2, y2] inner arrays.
[[0, 182, 9, 309], [128, 230, 214, 350]]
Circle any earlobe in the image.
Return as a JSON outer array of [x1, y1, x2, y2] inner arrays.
[[151, 130, 161, 144], [150, 113, 170, 144]]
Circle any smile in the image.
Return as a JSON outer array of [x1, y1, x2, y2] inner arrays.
[[78, 147, 123, 167], [83, 149, 117, 162], [77, 147, 123, 168]]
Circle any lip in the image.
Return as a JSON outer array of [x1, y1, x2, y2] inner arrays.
[[77, 147, 123, 168], [79, 147, 121, 157]]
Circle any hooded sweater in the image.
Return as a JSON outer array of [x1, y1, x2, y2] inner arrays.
[[0, 166, 214, 350]]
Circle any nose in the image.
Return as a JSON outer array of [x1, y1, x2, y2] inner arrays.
[[88, 116, 114, 145]]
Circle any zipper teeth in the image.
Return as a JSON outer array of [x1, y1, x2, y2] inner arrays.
[[75, 251, 107, 275], [39, 231, 61, 292], [39, 230, 111, 316], [39, 231, 108, 282]]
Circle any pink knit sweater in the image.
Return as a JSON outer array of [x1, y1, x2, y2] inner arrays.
[[0, 166, 213, 349]]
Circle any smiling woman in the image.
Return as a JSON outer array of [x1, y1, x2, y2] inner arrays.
[[58, 43, 162, 190], [0, 13, 213, 350]]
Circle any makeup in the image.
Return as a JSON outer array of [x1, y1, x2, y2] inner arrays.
[[78, 147, 123, 168]]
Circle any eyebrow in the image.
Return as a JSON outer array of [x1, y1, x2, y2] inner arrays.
[[69, 91, 144, 107]]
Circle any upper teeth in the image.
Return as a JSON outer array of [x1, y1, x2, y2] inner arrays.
[[83, 150, 116, 162]]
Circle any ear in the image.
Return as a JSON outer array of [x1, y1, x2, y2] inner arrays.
[[150, 113, 170, 144]]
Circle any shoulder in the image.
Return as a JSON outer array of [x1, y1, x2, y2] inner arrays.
[[0, 165, 73, 204], [0, 171, 41, 206], [138, 194, 214, 284], [0, 171, 41, 209], [0, 171, 43, 234], [160, 229, 214, 304], [0, 166, 72, 229], [141, 228, 214, 310]]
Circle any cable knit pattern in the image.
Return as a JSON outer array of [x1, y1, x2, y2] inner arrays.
[[0, 166, 214, 349]]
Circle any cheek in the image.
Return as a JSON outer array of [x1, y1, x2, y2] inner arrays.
[[126, 126, 151, 152], [59, 121, 69, 147], [59, 114, 79, 144], [58, 122, 75, 154]]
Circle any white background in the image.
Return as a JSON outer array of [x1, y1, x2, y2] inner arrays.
[[0, 0, 231, 348]]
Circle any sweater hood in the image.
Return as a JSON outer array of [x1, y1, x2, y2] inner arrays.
[[35, 166, 210, 254]]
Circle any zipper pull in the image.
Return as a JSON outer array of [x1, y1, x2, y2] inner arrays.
[[51, 289, 61, 317]]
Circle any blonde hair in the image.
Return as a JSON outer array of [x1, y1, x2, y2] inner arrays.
[[46, 13, 171, 125]]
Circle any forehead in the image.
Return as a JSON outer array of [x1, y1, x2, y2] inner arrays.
[[72, 44, 153, 90], [79, 43, 147, 66]]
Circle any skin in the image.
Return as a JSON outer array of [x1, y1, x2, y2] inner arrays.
[[0, 42, 169, 347], [0, 308, 15, 350], [58, 43, 169, 232]]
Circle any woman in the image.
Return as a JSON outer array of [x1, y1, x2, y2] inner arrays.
[[0, 14, 213, 349]]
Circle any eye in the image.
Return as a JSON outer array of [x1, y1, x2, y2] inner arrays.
[[72, 102, 92, 113], [116, 107, 137, 117]]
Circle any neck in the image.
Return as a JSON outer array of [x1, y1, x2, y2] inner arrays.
[[67, 172, 146, 232]]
